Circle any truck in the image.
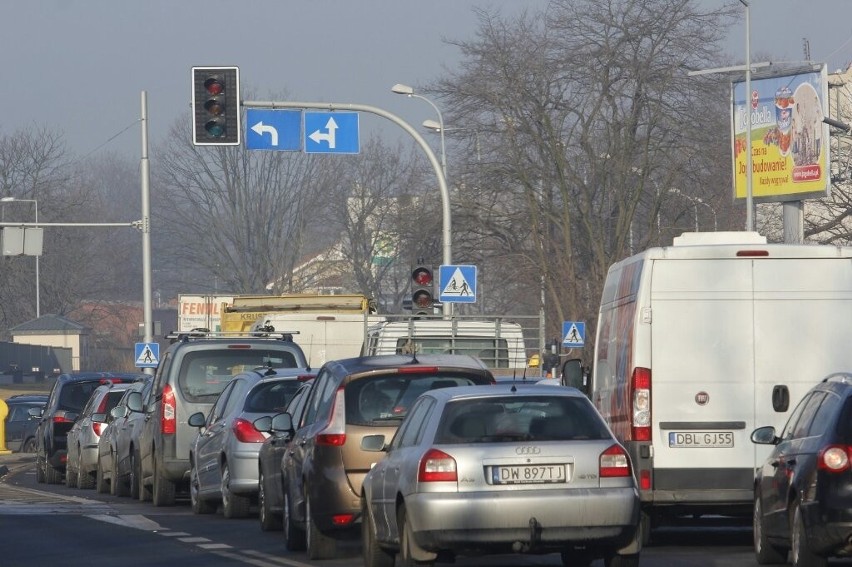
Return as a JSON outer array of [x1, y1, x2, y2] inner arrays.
[[218, 294, 373, 332], [590, 231, 852, 542]]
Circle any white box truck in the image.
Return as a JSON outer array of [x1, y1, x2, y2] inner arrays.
[[591, 232, 852, 541]]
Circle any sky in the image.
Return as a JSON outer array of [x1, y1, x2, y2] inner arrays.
[[2, 0, 852, 162]]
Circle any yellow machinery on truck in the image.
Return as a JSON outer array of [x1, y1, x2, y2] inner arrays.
[[219, 294, 373, 332]]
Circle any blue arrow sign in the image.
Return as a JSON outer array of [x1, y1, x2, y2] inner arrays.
[[304, 112, 359, 154], [134, 342, 160, 368], [439, 265, 477, 303], [246, 109, 301, 151], [562, 321, 585, 348]]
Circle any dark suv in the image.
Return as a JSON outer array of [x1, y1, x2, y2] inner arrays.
[[33, 372, 146, 484], [129, 331, 308, 506], [751, 372, 852, 567], [4, 394, 48, 452]]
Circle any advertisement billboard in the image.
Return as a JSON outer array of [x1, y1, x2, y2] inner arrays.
[[178, 295, 234, 332], [731, 66, 829, 202]]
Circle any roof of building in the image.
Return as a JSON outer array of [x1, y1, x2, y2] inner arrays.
[[9, 314, 89, 335]]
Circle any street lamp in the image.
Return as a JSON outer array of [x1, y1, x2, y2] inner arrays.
[[0, 197, 40, 317], [392, 84, 448, 181], [668, 188, 718, 232], [740, 0, 753, 232]]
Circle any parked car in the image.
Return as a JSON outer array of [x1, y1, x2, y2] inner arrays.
[[95, 378, 153, 496], [254, 376, 316, 532], [188, 367, 317, 518], [33, 372, 146, 484], [277, 354, 496, 559], [3, 394, 48, 452], [66, 381, 141, 489], [129, 331, 308, 506], [751, 372, 852, 567], [360, 383, 641, 567]]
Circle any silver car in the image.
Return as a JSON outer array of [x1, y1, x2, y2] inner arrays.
[[360, 384, 641, 567], [188, 367, 314, 518], [65, 382, 139, 490]]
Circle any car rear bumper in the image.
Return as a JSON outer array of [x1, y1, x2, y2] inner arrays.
[[802, 501, 852, 555], [227, 449, 261, 495], [408, 487, 640, 551]]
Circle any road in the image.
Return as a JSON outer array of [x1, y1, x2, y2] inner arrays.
[[0, 453, 835, 567]]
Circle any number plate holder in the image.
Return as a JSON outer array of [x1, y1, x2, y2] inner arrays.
[[668, 431, 734, 448]]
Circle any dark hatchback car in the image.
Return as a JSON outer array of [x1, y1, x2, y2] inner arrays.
[[751, 372, 852, 567], [33, 372, 146, 484], [4, 394, 48, 452]]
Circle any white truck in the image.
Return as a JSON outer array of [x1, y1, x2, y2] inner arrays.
[[590, 231, 852, 541]]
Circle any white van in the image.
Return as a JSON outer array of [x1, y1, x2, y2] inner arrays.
[[591, 232, 852, 539], [362, 317, 528, 377]]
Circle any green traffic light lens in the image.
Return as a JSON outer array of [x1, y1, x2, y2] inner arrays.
[[204, 77, 224, 96], [205, 120, 226, 138]]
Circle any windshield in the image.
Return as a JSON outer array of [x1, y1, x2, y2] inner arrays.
[[179, 349, 298, 402]]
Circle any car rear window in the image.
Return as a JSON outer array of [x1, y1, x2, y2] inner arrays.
[[179, 349, 299, 402], [59, 382, 106, 412], [244, 380, 303, 413], [434, 395, 611, 444], [345, 374, 482, 425], [394, 338, 511, 368]]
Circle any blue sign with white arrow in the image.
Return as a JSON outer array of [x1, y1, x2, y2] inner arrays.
[[304, 112, 360, 154], [246, 109, 301, 151], [439, 265, 477, 303]]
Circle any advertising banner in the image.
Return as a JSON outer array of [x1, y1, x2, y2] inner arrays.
[[178, 294, 234, 332], [731, 66, 829, 202]]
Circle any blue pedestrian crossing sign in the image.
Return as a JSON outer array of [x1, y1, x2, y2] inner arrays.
[[562, 321, 585, 348], [135, 342, 160, 368], [439, 265, 477, 303]]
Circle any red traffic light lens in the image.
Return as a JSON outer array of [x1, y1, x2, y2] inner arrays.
[[204, 77, 224, 96], [412, 267, 433, 286]]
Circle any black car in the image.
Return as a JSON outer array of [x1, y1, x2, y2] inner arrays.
[[33, 372, 147, 484], [4, 394, 48, 453], [751, 372, 852, 567]]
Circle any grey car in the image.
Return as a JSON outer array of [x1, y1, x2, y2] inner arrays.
[[65, 382, 139, 490], [188, 367, 315, 518], [360, 383, 641, 567]]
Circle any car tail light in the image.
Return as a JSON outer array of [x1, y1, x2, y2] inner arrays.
[[631, 368, 651, 441], [600, 444, 631, 478], [418, 448, 457, 482], [92, 422, 105, 437], [161, 384, 176, 435], [316, 387, 347, 446], [639, 469, 652, 490], [233, 418, 265, 443], [53, 413, 74, 423], [331, 514, 355, 526], [818, 445, 851, 472], [396, 366, 439, 374]]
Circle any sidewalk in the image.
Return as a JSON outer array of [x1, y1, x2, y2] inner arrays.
[[0, 452, 36, 479]]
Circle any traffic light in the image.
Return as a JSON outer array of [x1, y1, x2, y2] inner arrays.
[[411, 264, 435, 315], [191, 66, 241, 146]]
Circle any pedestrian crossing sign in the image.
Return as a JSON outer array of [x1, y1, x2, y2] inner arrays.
[[439, 265, 477, 303], [562, 321, 585, 348], [135, 342, 160, 368]]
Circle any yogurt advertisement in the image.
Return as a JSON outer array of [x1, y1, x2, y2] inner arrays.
[[731, 67, 829, 201]]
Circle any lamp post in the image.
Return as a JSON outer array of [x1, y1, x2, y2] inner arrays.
[[0, 197, 39, 317], [740, 0, 753, 232], [392, 84, 448, 181]]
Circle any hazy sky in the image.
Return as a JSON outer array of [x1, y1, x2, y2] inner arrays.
[[3, 1, 851, 161]]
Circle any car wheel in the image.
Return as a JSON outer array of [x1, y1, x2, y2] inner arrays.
[[790, 501, 827, 567], [96, 459, 109, 494], [398, 504, 435, 567], [306, 491, 337, 559], [221, 461, 250, 519], [152, 453, 176, 506], [190, 459, 216, 514], [77, 449, 95, 489], [754, 492, 786, 564], [64, 457, 77, 488], [22, 438, 37, 453], [113, 452, 129, 497], [259, 470, 282, 531], [35, 455, 45, 483], [362, 496, 394, 567], [284, 488, 306, 551]]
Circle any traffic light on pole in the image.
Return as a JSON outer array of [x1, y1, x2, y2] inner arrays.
[[191, 66, 241, 146], [411, 265, 435, 315]]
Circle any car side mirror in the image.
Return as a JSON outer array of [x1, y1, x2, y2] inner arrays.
[[561, 358, 590, 396], [270, 412, 293, 435], [126, 391, 143, 413], [110, 406, 129, 419], [188, 412, 206, 428], [361, 434, 387, 452], [92, 413, 107, 424], [27, 407, 43, 418], [750, 425, 779, 445], [253, 415, 273, 433]]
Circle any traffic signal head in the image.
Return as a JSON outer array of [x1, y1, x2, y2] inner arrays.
[[411, 265, 435, 315], [192, 66, 241, 145]]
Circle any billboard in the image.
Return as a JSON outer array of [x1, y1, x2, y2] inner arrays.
[[178, 294, 234, 332], [731, 66, 829, 202]]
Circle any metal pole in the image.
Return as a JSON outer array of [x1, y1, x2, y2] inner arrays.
[[413, 94, 447, 181], [141, 91, 154, 366], [34, 201, 39, 318], [742, 0, 754, 231]]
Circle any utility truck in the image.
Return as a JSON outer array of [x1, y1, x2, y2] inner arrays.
[[590, 231, 852, 541]]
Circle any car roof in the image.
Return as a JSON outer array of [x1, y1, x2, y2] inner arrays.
[[5, 394, 49, 403], [326, 353, 492, 375], [423, 383, 586, 403], [56, 372, 147, 383]]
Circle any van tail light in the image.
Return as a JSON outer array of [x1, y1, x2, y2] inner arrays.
[[631, 368, 651, 441], [818, 445, 851, 472], [92, 422, 105, 437], [53, 413, 74, 423], [316, 387, 347, 446], [600, 444, 631, 478], [233, 418, 266, 443], [331, 514, 355, 526], [161, 384, 176, 435], [418, 448, 457, 482]]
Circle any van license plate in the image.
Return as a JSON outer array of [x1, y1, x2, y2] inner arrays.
[[668, 432, 733, 448], [493, 465, 566, 484]]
